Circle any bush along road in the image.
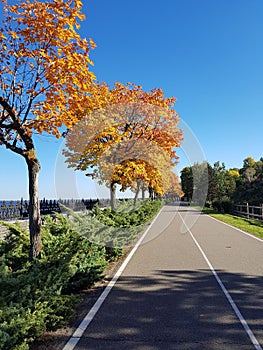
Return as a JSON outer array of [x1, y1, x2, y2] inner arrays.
[[0, 199, 163, 350]]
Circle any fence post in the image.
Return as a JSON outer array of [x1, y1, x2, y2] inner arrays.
[[246, 202, 249, 219], [261, 204, 263, 221]]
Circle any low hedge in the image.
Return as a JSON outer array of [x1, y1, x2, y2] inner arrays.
[[0, 218, 107, 350], [91, 199, 162, 228], [0, 199, 162, 349]]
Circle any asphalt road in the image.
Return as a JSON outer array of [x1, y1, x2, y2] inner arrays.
[[63, 204, 263, 350]]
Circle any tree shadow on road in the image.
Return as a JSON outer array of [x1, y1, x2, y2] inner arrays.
[[72, 269, 263, 350], [32, 269, 263, 350]]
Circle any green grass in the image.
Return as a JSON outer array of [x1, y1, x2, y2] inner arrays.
[[200, 207, 263, 240]]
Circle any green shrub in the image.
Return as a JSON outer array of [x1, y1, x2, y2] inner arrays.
[[91, 199, 162, 228], [0, 199, 162, 348], [0, 305, 47, 350], [204, 201, 212, 208], [212, 197, 233, 213], [0, 216, 108, 349], [0, 222, 30, 271], [85, 199, 162, 258]]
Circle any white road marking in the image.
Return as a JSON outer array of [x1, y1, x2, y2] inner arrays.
[[178, 212, 263, 350], [204, 214, 263, 243], [62, 207, 164, 350]]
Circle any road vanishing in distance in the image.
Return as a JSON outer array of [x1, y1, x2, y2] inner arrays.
[[63, 203, 263, 350]]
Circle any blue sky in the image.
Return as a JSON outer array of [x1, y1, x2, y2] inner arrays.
[[1, 0, 263, 199]]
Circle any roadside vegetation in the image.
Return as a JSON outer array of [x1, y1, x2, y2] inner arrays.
[[0, 0, 181, 262], [181, 156, 263, 240], [181, 156, 263, 210], [0, 199, 162, 350]]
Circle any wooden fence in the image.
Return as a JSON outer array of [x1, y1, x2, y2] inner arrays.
[[233, 203, 263, 221]]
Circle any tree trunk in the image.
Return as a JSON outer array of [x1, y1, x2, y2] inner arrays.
[[133, 179, 141, 207], [148, 186, 154, 200], [142, 184, 146, 201], [110, 182, 117, 211], [27, 157, 42, 261]]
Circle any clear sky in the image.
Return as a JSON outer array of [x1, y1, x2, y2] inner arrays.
[[1, 0, 263, 200]]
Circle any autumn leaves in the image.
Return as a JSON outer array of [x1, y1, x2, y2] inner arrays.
[[1, 0, 97, 139], [0, 1, 182, 201], [0, 0, 101, 258], [0, 0, 182, 257], [64, 83, 183, 208]]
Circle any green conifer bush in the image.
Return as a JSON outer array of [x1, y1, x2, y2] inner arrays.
[[0, 199, 162, 348]]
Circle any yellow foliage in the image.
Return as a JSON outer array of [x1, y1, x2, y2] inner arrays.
[[64, 83, 183, 196], [228, 169, 240, 178], [0, 0, 102, 140], [1, 1, 183, 195]]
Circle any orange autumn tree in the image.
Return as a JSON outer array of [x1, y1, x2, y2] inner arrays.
[[0, 0, 101, 259], [162, 169, 183, 200], [113, 159, 182, 204], [100, 138, 174, 204], [64, 83, 183, 209], [113, 160, 165, 205]]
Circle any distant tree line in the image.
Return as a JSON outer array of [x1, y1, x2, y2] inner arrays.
[[180, 157, 263, 212]]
